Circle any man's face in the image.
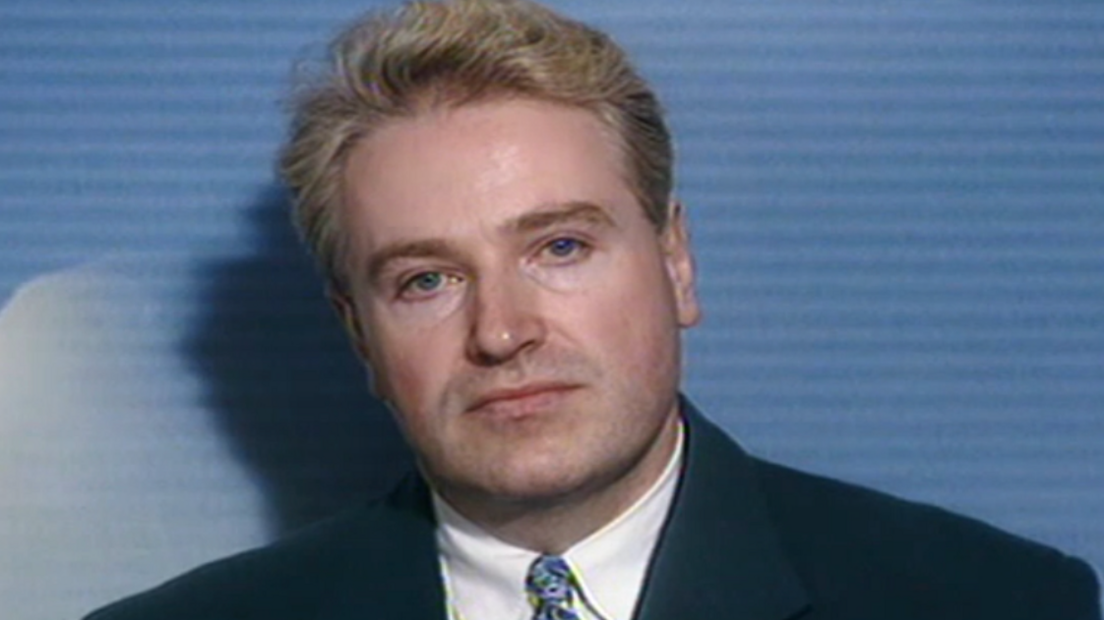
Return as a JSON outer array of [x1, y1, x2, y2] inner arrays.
[[336, 98, 699, 516]]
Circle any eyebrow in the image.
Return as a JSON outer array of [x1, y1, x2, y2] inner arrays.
[[508, 201, 617, 235], [365, 238, 462, 285], [363, 201, 617, 284]]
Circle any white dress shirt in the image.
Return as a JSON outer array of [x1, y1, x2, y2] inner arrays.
[[434, 425, 684, 620]]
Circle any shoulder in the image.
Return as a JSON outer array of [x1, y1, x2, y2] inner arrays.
[[750, 457, 1101, 619], [83, 474, 435, 620], [83, 507, 377, 620]]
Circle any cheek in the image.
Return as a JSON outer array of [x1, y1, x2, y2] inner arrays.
[[367, 339, 452, 443], [386, 286, 468, 325], [563, 256, 680, 364], [523, 251, 607, 292], [361, 310, 452, 407]]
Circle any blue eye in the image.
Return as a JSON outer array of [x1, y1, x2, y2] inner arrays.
[[547, 237, 583, 258], [396, 270, 462, 302], [406, 272, 445, 292]]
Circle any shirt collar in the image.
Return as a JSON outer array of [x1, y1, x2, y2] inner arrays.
[[434, 422, 684, 620]]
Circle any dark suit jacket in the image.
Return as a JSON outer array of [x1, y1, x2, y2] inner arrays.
[[87, 402, 1101, 619]]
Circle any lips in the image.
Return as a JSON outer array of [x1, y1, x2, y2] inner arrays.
[[465, 382, 580, 416]]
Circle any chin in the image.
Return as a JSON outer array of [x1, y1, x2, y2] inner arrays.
[[504, 474, 587, 504], [441, 459, 591, 509], [490, 454, 634, 508]]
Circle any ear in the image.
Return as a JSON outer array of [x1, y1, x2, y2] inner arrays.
[[661, 200, 701, 328], [328, 287, 372, 362], [329, 288, 390, 400]]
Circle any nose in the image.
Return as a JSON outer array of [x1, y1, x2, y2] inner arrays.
[[466, 271, 547, 366]]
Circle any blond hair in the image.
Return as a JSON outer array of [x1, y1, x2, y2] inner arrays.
[[280, 0, 673, 291]]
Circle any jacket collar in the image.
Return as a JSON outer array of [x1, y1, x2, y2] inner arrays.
[[321, 473, 449, 620], [323, 398, 809, 620], [634, 399, 810, 620]]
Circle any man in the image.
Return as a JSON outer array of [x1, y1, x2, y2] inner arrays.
[[87, 1, 1100, 618]]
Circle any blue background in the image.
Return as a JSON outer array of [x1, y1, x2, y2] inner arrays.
[[1, 2, 1101, 617]]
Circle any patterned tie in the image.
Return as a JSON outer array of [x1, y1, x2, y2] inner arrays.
[[525, 554, 582, 620]]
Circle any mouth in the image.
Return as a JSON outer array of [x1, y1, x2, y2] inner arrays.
[[465, 383, 581, 418]]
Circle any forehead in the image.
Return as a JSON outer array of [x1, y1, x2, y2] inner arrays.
[[339, 98, 640, 251]]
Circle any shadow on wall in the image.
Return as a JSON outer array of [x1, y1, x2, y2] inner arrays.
[[187, 185, 413, 536]]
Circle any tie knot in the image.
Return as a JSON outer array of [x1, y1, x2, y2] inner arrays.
[[525, 555, 581, 620]]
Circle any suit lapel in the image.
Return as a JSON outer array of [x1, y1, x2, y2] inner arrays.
[[322, 474, 449, 620], [306, 401, 808, 620], [634, 401, 810, 620]]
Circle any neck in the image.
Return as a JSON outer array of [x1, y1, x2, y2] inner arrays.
[[435, 414, 681, 553]]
